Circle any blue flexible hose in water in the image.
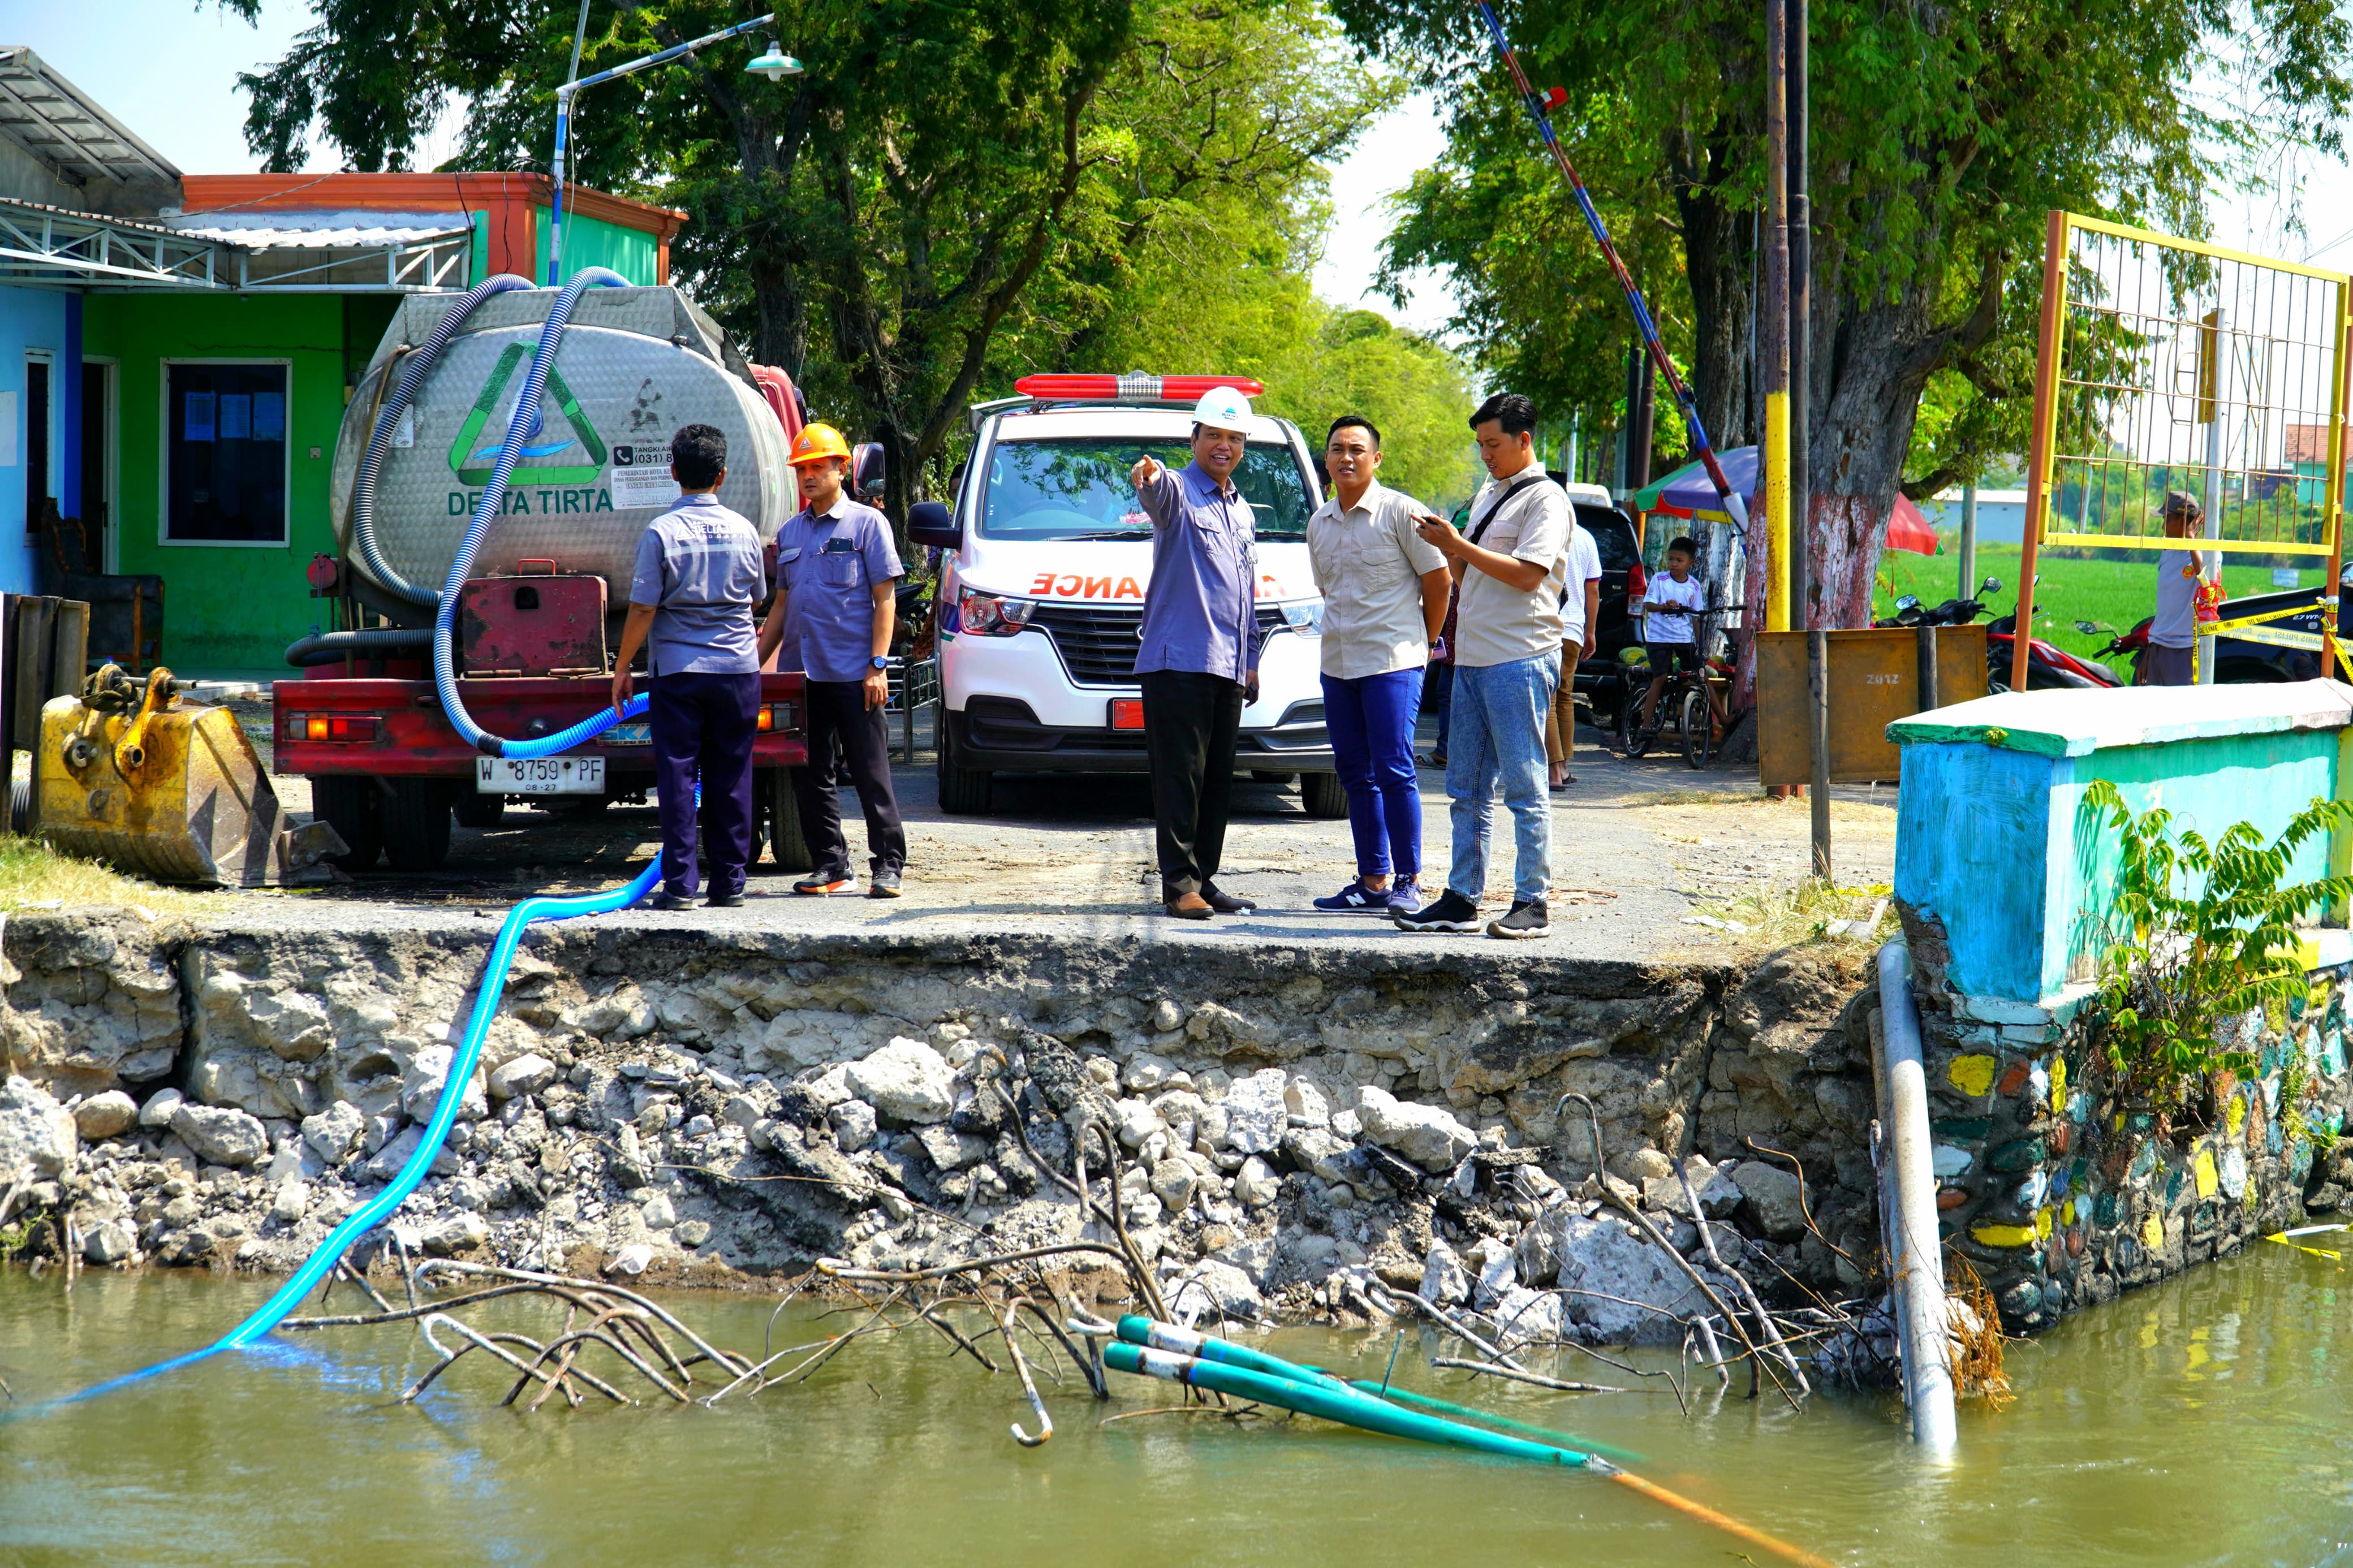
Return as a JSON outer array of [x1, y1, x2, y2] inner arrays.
[[15, 269, 675, 1415]]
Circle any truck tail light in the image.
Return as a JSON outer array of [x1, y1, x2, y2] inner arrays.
[[958, 591, 1035, 637], [757, 704, 776, 732], [770, 701, 801, 733], [286, 712, 381, 742]]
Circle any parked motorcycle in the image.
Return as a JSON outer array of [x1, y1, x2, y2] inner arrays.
[[1876, 575, 2121, 691]]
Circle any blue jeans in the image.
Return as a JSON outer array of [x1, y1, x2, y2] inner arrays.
[[1445, 653, 1559, 905], [1322, 668, 1424, 882]]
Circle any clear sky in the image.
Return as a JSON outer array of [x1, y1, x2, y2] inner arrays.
[[20, 6, 2353, 323]]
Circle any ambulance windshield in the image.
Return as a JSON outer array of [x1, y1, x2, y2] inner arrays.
[[979, 438, 1312, 542]]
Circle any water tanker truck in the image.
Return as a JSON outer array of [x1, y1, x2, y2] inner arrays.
[[275, 283, 813, 872]]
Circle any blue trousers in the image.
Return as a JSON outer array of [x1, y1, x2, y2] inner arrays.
[[650, 669, 760, 899], [1445, 653, 1558, 905], [1322, 668, 1423, 881]]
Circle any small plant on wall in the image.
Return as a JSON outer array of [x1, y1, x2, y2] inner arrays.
[[2083, 779, 2353, 1120]]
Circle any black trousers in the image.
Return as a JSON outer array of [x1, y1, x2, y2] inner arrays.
[[649, 671, 760, 899], [1141, 668, 1245, 900], [792, 679, 907, 877]]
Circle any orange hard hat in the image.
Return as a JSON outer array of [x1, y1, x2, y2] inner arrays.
[[789, 422, 852, 467]]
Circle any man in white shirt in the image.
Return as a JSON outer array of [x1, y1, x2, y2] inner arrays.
[[1395, 392, 1570, 940], [1305, 415, 1452, 914], [1545, 513, 1602, 790]]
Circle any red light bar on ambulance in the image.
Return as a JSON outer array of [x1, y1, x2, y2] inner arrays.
[[1013, 373, 1266, 404]]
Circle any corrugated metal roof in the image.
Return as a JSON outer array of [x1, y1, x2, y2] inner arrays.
[[169, 222, 473, 250], [0, 193, 190, 237], [0, 46, 180, 188]]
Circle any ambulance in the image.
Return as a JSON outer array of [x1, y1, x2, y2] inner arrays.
[[908, 374, 1343, 817]]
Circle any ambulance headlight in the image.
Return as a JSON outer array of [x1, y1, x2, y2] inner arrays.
[[1281, 599, 1324, 636], [959, 591, 1036, 636]]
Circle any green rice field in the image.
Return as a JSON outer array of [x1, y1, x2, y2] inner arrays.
[[1872, 543, 2332, 683]]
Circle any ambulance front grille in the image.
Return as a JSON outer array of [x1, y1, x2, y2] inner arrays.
[[1029, 604, 1287, 687]]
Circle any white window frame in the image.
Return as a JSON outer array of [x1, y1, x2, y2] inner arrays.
[[158, 357, 293, 550]]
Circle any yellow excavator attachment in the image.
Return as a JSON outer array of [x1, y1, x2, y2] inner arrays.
[[33, 665, 346, 887]]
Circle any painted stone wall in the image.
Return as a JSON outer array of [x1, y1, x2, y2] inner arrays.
[[1901, 904, 2347, 1331]]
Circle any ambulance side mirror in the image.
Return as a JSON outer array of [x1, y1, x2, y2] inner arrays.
[[907, 500, 961, 550]]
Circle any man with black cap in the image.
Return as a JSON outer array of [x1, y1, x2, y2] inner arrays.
[[2147, 490, 2215, 687]]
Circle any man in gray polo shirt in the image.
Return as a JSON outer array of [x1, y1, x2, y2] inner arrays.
[[611, 423, 766, 910]]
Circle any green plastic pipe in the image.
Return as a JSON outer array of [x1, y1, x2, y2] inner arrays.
[[1104, 1340, 1600, 1467], [1337, 1378, 1645, 1466]]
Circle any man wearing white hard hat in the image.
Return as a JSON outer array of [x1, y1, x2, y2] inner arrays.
[[1129, 386, 1263, 919]]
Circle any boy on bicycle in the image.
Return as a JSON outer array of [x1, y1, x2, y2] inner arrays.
[[1635, 536, 1709, 733]]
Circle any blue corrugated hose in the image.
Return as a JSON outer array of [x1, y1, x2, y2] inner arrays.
[[11, 269, 672, 1417], [433, 266, 632, 759]]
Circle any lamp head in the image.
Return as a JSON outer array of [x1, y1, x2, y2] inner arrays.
[[746, 40, 802, 80]]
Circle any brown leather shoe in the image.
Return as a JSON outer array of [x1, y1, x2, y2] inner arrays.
[[1203, 888, 1256, 914], [1163, 892, 1214, 919]]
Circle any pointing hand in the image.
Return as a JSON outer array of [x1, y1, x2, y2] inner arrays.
[[1132, 455, 1163, 489]]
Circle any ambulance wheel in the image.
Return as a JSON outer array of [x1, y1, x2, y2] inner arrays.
[[762, 767, 813, 872], [453, 791, 506, 829], [936, 722, 993, 814], [1301, 771, 1348, 819], [381, 779, 453, 872], [312, 775, 382, 871]]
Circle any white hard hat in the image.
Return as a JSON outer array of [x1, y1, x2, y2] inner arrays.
[[1192, 385, 1253, 431]]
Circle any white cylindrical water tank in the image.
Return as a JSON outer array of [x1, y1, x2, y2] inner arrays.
[[331, 286, 795, 619]]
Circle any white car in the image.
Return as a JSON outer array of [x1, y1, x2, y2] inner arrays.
[[908, 374, 1342, 816]]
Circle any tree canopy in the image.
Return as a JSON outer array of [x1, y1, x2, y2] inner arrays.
[[1330, 0, 2353, 626], [215, 0, 1477, 521]]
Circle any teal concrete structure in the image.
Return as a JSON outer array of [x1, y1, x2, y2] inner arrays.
[[1890, 683, 2353, 1003]]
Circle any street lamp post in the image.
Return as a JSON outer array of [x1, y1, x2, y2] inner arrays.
[[548, 13, 801, 286]]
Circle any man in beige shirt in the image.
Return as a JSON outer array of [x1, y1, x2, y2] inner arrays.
[[1305, 415, 1452, 914]]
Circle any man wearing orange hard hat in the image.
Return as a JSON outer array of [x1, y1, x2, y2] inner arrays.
[[758, 422, 908, 896]]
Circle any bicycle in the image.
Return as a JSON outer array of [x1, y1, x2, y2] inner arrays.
[[1618, 604, 1742, 769]]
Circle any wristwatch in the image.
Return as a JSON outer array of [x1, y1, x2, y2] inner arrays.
[[869, 656, 890, 671]]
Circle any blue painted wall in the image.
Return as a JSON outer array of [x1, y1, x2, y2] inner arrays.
[[1898, 726, 2342, 1001], [0, 283, 68, 595]]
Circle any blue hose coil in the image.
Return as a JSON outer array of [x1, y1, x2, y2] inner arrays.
[[433, 267, 632, 759]]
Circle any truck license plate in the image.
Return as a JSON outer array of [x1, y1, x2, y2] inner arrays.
[[476, 756, 605, 794]]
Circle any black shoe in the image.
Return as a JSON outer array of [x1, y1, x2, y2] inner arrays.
[[869, 866, 903, 899], [1488, 899, 1551, 939], [705, 891, 745, 908], [1394, 889, 1480, 932], [647, 890, 694, 912], [1203, 887, 1256, 914]]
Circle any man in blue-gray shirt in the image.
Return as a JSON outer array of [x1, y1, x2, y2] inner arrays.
[[1130, 386, 1261, 920], [613, 424, 766, 910], [758, 422, 908, 896]]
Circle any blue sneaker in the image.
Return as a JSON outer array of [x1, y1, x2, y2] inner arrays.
[[1385, 878, 1423, 914], [1313, 879, 1388, 912]]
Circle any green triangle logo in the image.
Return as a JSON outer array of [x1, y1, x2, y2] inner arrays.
[[446, 342, 609, 486]]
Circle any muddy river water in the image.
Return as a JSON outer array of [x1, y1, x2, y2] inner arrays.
[[3, 1242, 2348, 1567]]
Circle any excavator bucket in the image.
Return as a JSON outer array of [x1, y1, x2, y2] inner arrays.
[[33, 665, 345, 888]]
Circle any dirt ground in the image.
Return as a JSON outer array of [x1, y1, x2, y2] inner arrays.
[[214, 692, 1897, 961]]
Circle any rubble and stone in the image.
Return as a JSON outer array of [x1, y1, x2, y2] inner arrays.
[[0, 907, 1921, 1345]]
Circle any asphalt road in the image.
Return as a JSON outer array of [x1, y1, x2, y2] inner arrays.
[[232, 701, 1896, 962]]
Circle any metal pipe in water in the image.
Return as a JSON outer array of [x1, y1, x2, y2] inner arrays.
[[1874, 935, 1958, 1457]]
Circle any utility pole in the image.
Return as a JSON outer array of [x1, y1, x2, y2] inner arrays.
[[1790, 0, 1826, 879], [1958, 482, 1978, 601], [1762, 0, 1791, 640]]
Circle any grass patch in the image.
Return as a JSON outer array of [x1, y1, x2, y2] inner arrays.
[[1877, 543, 2314, 685], [1686, 878, 1893, 957], [0, 834, 225, 917]]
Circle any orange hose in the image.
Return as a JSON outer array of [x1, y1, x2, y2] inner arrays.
[[1606, 1468, 1839, 1568]]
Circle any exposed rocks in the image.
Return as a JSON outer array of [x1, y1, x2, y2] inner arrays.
[[845, 1038, 955, 1124], [0, 1076, 77, 1182], [168, 1102, 269, 1168], [72, 1090, 139, 1140], [1355, 1087, 1476, 1172]]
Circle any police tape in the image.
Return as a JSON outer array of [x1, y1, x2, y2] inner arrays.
[[2197, 598, 2333, 637]]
